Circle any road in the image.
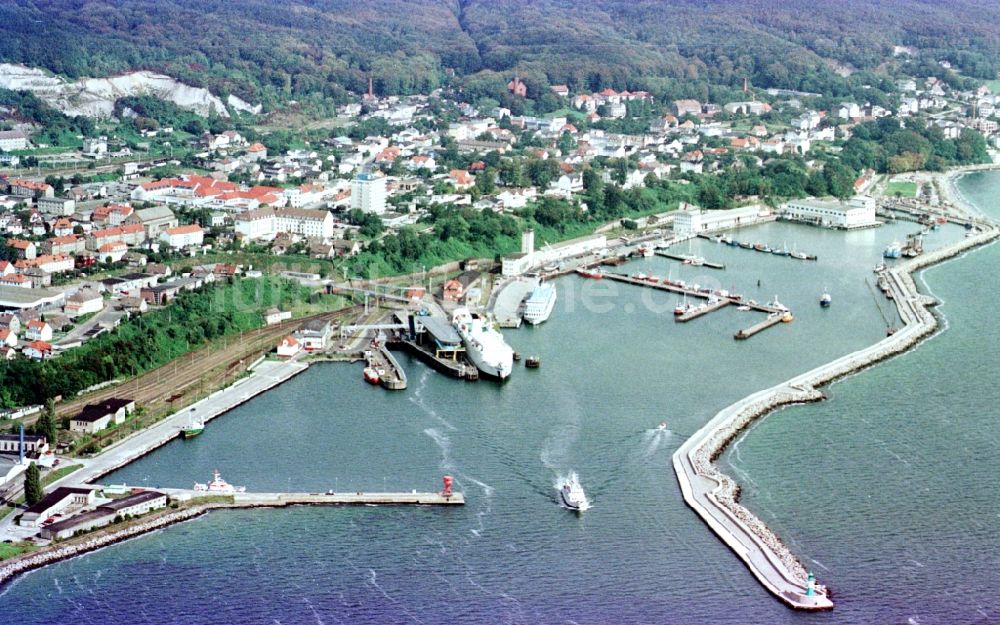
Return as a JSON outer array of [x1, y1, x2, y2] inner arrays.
[[55, 302, 123, 347]]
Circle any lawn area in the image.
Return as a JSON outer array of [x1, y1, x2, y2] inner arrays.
[[0, 541, 36, 560], [984, 79, 1000, 94], [885, 180, 918, 197], [43, 463, 83, 487]]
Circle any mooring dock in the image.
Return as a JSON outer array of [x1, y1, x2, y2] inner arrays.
[[655, 251, 726, 270], [163, 489, 465, 506], [366, 345, 407, 390]]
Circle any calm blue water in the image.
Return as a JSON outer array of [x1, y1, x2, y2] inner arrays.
[[1, 187, 995, 624]]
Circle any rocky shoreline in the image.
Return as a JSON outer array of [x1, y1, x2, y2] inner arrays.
[[0, 502, 221, 588], [675, 206, 998, 608]]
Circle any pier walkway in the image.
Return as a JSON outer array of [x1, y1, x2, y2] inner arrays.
[[164, 489, 464, 506], [673, 222, 999, 611], [655, 251, 726, 270]]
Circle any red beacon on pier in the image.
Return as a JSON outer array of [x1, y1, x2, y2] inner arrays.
[[441, 475, 453, 498]]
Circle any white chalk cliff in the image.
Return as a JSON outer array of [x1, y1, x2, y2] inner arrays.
[[0, 63, 261, 118]]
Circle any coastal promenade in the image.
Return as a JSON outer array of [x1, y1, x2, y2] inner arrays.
[[673, 220, 999, 610]]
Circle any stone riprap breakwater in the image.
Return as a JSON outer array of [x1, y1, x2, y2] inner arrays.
[[673, 221, 999, 611], [0, 503, 217, 587]]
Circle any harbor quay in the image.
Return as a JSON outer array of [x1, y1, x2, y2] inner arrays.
[[672, 221, 999, 610], [51, 358, 310, 489]]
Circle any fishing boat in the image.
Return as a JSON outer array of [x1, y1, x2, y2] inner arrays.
[[559, 476, 589, 511], [772, 242, 791, 256], [738, 241, 754, 249], [819, 289, 832, 308], [753, 242, 770, 252], [791, 251, 809, 260], [181, 409, 204, 439]]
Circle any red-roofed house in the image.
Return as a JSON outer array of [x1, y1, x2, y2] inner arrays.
[[0, 274, 32, 289], [43, 234, 85, 256], [0, 260, 13, 277], [86, 224, 145, 251], [448, 169, 474, 190], [0, 327, 16, 349], [24, 320, 52, 342], [507, 76, 527, 98], [5, 239, 36, 259], [22, 340, 53, 360], [276, 336, 301, 358], [97, 241, 127, 263]]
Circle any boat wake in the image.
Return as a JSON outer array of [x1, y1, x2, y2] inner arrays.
[[409, 370, 456, 431], [641, 426, 671, 456]]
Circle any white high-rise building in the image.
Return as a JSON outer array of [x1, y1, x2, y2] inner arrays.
[[351, 173, 387, 214]]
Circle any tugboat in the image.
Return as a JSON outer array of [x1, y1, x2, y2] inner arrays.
[[525, 356, 541, 369], [363, 366, 381, 385], [559, 475, 589, 511], [512, 351, 522, 362], [819, 289, 832, 308]]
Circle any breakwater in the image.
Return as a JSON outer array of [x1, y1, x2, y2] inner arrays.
[[673, 220, 999, 610], [0, 490, 463, 588]]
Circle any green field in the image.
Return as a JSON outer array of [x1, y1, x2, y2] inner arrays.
[[885, 180, 918, 197]]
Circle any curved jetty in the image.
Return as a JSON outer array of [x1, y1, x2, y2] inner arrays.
[[674, 220, 999, 610]]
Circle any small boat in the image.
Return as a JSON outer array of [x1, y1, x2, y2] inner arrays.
[[738, 241, 754, 249], [682, 255, 705, 266], [727, 238, 740, 247], [736, 305, 752, 312], [819, 290, 832, 308], [782, 311, 794, 323], [768, 296, 788, 312], [542, 263, 559, 272], [525, 356, 541, 368], [636, 245, 654, 258], [633, 273, 647, 281], [193, 469, 246, 494], [363, 367, 380, 385], [656, 421, 668, 431], [873, 263, 887, 273], [753, 242, 772, 253], [559, 476, 589, 511], [791, 251, 809, 260], [512, 352, 522, 362]]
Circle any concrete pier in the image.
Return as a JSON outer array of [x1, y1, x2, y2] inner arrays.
[[166, 489, 465, 506], [734, 313, 786, 339], [673, 221, 999, 611], [655, 251, 726, 270]]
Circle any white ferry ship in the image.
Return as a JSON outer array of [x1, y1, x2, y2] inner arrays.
[[522, 283, 557, 325], [452, 308, 514, 380]]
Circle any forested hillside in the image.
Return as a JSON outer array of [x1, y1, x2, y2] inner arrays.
[[1, 0, 998, 109]]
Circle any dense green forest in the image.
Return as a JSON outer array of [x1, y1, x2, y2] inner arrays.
[[0, 278, 319, 409], [1, 1, 998, 111]]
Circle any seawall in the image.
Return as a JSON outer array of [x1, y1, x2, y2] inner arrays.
[[673, 220, 999, 610]]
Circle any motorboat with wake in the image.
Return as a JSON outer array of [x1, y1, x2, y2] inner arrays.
[[559, 475, 589, 511]]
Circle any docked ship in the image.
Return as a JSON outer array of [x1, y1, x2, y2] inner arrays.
[[575, 267, 603, 280], [181, 409, 204, 439], [363, 366, 381, 385], [193, 469, 246, 494], [522, 283, 557, 325], [559, 475, 589, 511], [452, 308, 514, 380], [883, 241, 902, 259]]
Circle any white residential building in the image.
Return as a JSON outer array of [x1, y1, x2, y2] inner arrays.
[[351, 173, 387, 214]]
